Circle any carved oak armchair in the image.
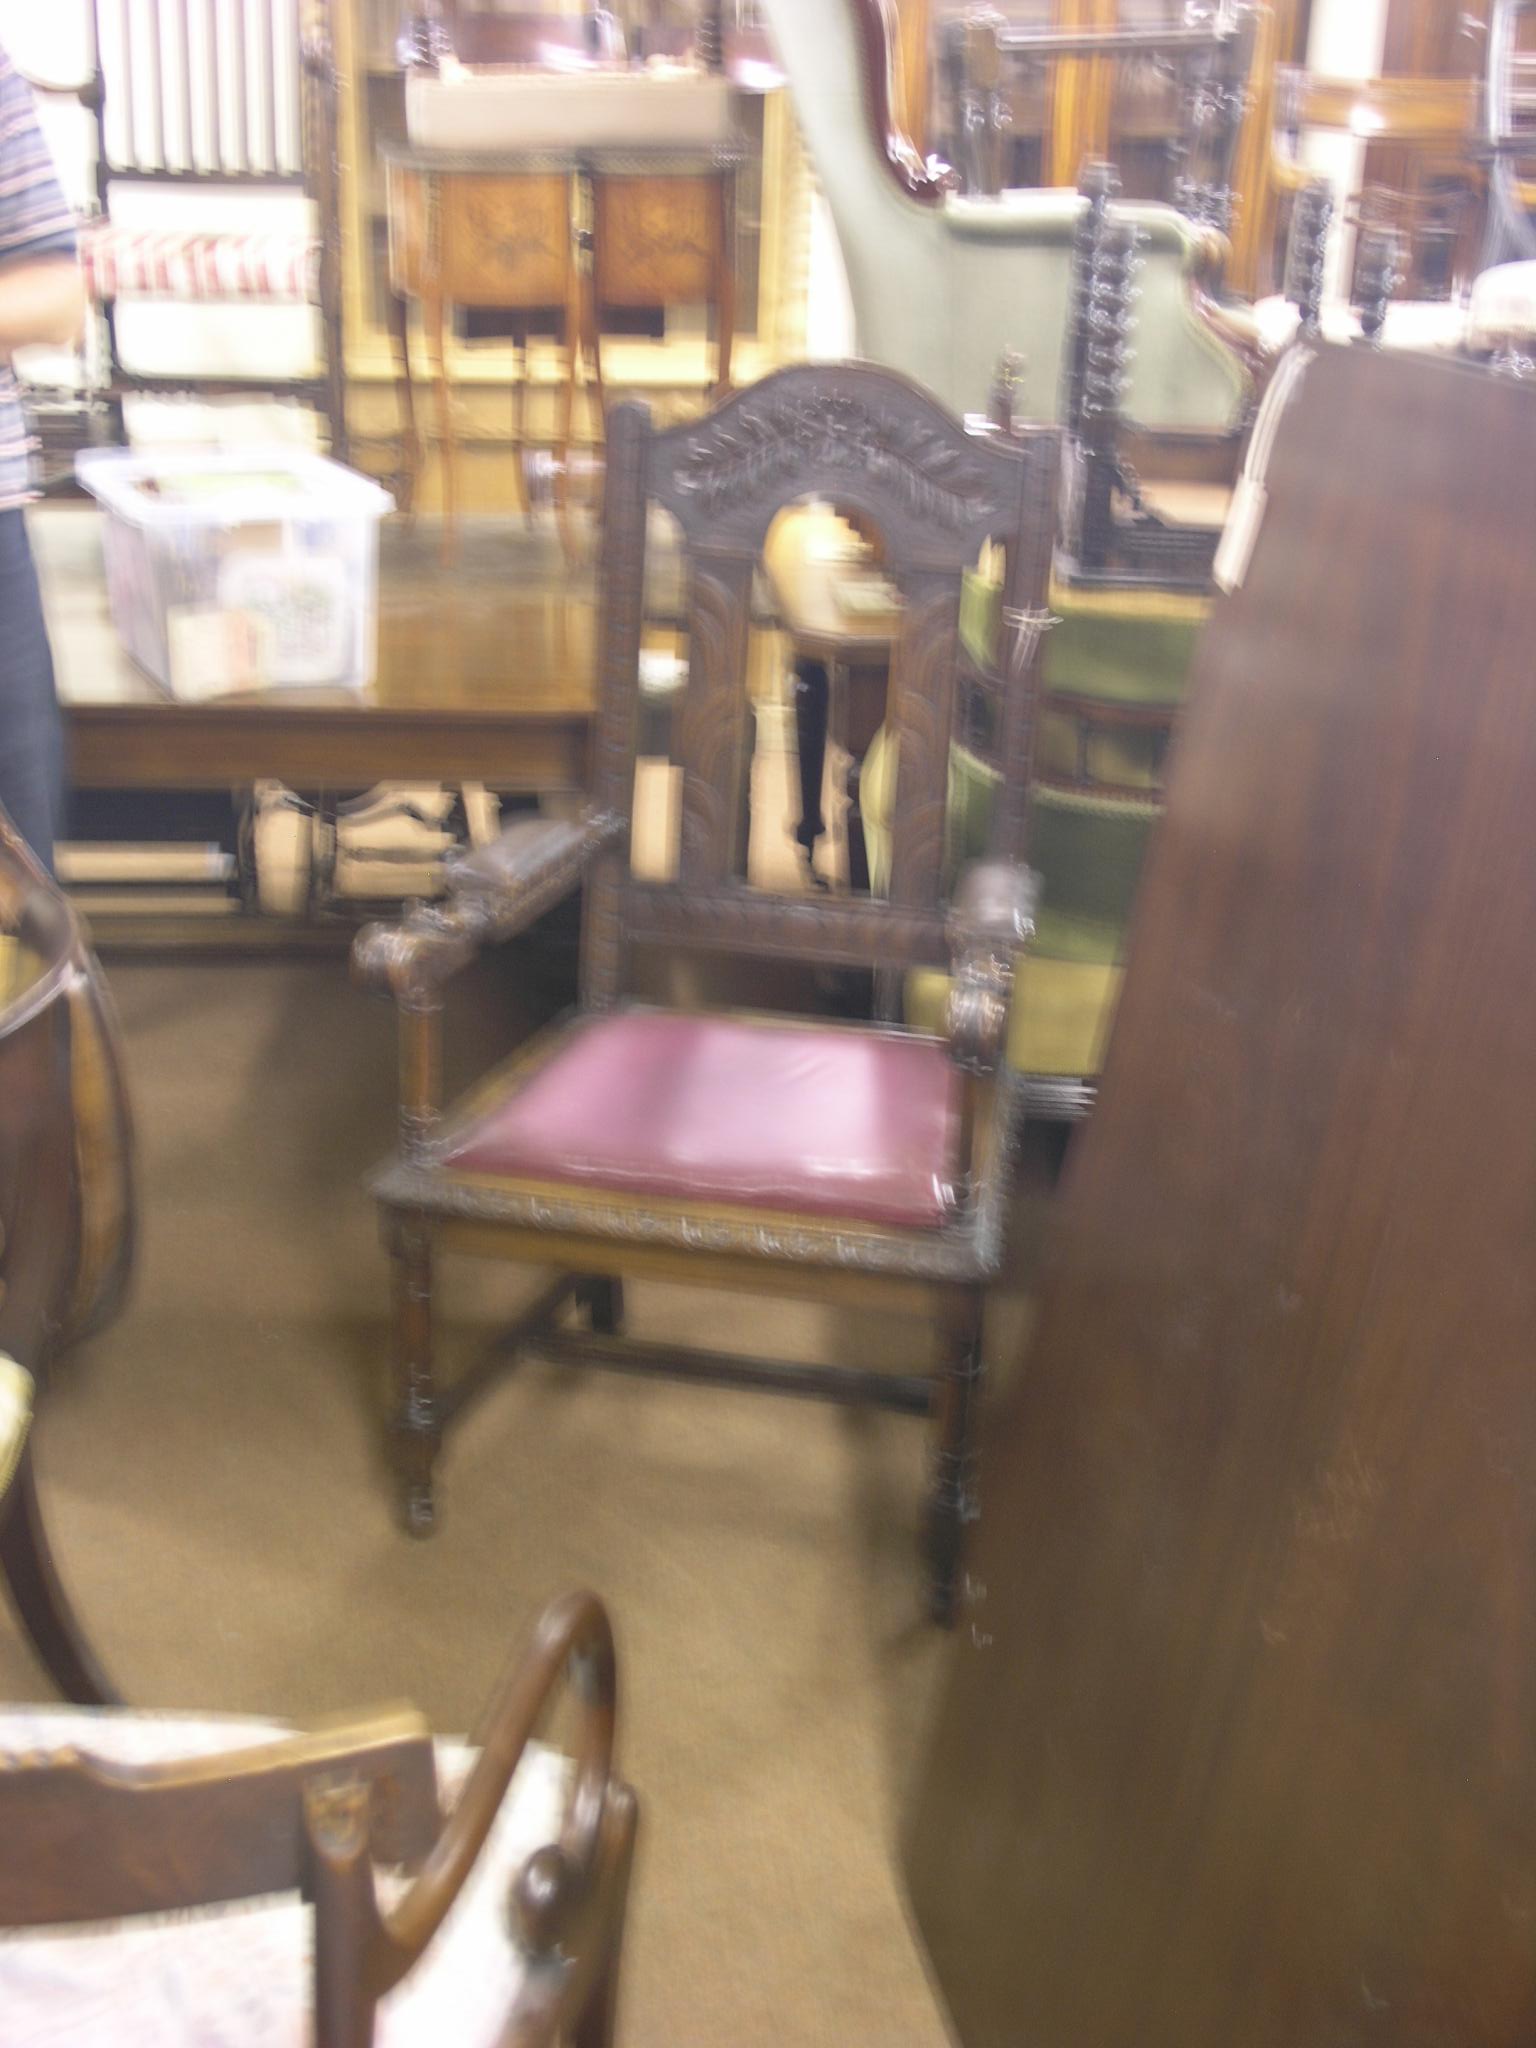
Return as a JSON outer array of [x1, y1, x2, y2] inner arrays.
[[355, 363, 1057, 1624]]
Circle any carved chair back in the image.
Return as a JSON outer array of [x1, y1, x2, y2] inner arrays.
[[579, 363, 1058, 1010], [0, 815, 135, 1383]]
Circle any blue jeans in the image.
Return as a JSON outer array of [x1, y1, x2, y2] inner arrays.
[[0, 506, 64, 871]]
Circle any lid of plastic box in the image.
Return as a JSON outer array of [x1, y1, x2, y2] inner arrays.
[[74, 448, 394, 527]]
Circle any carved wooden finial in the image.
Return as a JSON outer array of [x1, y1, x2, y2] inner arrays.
[[1284, 179, 1333, 339], [695, 0, 724, 73], [989, 349, 1025, 437], [1353, 221, 1405, 349]]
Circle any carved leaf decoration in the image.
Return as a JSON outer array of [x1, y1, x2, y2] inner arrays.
[[674, 396, 994, 531]]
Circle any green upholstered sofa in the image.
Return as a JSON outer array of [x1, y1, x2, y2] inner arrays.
[[861, 576, 1212, 1108]]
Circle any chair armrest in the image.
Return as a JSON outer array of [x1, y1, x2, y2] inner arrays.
[[945, 859, 1039, 1074], [353, 809, 625, 1005]]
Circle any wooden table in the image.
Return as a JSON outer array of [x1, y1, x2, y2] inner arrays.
[[39, 510, 595, 799], [383, 138, 742, 550], [762, 508, 903, 889]]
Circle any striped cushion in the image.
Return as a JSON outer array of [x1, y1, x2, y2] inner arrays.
[[81, 224, 318, 303]]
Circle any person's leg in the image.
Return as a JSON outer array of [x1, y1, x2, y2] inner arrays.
[[0, 506, 64, 873]]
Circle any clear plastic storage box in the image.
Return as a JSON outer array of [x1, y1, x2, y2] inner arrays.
[[75, 449, 393, 699]]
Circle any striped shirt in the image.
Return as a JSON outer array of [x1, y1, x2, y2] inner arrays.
[[0, 44, 78, 510]]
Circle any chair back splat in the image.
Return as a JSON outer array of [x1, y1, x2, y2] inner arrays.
[[583, 364, 1058, 1005]]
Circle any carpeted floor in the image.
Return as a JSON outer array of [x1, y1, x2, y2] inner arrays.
[[0, 944, 1060, 2047]]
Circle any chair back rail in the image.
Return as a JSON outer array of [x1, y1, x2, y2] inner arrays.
[[580, 363, 1057, 1008]]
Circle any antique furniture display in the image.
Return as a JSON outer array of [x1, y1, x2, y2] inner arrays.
[[341, 1, 790, 516], [763, 0, 1256, 432], [905, 343, 1536, 2044], [1262, 65, 1484, 313], [0, 1589, 639, 2048], [384, 142, 582, 537], [937, 2, 1260, 229], [354, 363, 1059, 1625], [1482, 0, 1536, 266], [19, 0, 347, 456], [1468, 0, 1536, 369], [0, 812, 134, 1703], [1058, 161, 1237, 587], [383, 136, 741, 545]]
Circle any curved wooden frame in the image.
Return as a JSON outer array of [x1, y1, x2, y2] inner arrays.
[[1485, 0, 1536, 265], [0, 1589, 637, 2048], [311, 1589, 635, 2047], [0, 813, 136, 1704]]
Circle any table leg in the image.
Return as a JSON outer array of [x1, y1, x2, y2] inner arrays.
[[511, 317, 531, 524], [714, 173, 735, 401], [425, 292, 457, 566], [555, 305, 580, 565], [582, 268, 608, 441], [792, 656, 829, 877], [389, 289, 421, 520]]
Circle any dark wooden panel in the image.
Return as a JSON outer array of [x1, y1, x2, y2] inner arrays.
[[65, 707, 590, 793], [905, 346, 1536, 2048]]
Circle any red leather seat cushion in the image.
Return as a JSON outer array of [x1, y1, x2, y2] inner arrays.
[[441, 1011, 961, 1231]]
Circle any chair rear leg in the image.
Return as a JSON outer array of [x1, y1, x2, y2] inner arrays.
[[577, 1276, 625, 1336], [0, 1445, 119, 1705], [388, 1216, 442, 1538], [925, 1293, 983, 1628]]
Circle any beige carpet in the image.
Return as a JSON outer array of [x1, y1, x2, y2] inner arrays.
[[0, 946, 1060, 2047]]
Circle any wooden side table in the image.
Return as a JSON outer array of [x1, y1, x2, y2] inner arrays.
[[384, 143, 582, 547], [384, 141, 744, 554], [582, 152, 738, 418]]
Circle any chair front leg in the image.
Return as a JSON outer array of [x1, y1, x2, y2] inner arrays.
[[576, 1277, 625, 1337], [387, 1215, 442, 1538], [926, 1290, 984, 1629]]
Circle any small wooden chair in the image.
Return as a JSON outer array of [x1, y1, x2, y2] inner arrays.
[[0, 1588, 638, 2047], [355, 363, 1058, 1624], [0, 810, 134, 1704]]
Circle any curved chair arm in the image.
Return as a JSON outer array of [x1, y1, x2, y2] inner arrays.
[[307, 1588, 636, 2048], [945, 859, 1038, 1077], [353, 809, 626, 1007]]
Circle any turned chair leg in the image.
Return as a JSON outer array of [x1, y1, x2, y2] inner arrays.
[[388, 1218, 442, 1538], [0, 1445, 119, 1705], [577, 1277, 625, 1337], [926, 1295, 984, 1629]]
